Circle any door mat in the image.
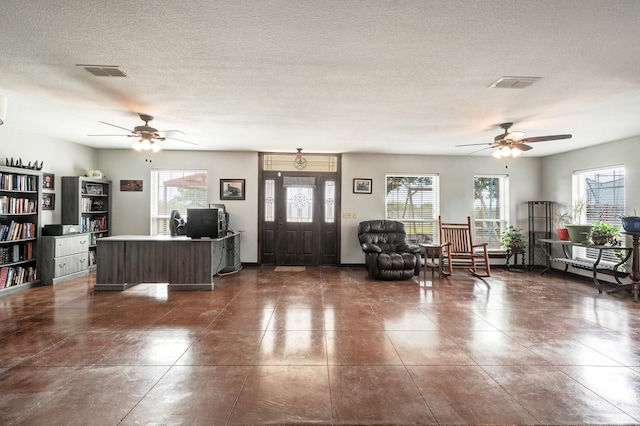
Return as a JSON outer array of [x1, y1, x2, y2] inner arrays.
[[274, 266, 306, 272]]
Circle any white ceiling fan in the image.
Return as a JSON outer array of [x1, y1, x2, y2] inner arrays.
[[89, 114, 197, 152], [457, 123, 572, 157]]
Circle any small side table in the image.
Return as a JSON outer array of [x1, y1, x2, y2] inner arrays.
[[419, 243, 446, 281], [505, 248, 527, 272]]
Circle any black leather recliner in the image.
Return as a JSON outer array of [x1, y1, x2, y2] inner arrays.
[[357, 220, 421, 280]]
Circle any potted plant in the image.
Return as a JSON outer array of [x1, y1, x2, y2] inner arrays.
[[554, 211, 572, 241], [566, 198, 593, 243], [590, 221, 621, 245], [621, 209, 640, 232], [500, 226, 527, 253]]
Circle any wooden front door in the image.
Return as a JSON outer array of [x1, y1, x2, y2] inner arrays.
[[259, 171, 340, 266]]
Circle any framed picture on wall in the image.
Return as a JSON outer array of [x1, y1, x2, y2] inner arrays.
[[42, 173, 55, 190], [42, 193, 55, 210], [220, 179, 245, 200], [353, 178, 372, 194], [120, 180, 143, 191]]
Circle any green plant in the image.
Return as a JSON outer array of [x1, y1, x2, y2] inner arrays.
[[590, 221, 621, 245], [500, 226, 527, 250]]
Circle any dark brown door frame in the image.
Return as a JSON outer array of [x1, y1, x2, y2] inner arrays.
[[258, 153, 341, 266]]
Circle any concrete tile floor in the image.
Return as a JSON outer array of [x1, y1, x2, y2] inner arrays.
[[1, 266, 640, 425]]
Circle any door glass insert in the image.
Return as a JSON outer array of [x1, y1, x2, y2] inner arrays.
[[325, 180, 335, 223], [287, 186, 313, 223], [264, 179, 275, 222]]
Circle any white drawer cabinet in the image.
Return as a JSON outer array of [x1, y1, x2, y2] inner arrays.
[[41, 234, 91, 285]]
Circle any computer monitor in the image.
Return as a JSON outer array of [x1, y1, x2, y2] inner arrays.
[[209, 203, 229, 234], [186, 208, 220, 239]]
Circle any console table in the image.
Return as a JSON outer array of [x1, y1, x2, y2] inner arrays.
[[538, 238, 632, 294], [95, 233, 240, 291]]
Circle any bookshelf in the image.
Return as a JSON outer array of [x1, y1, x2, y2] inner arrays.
[[61, 176, 111, 269], [0, 166, 42, 295]]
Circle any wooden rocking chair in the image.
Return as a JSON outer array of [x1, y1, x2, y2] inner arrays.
[[438, 216, 491, 277]]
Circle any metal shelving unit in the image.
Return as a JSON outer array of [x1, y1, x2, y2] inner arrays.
[[528, 201, 553, 268]]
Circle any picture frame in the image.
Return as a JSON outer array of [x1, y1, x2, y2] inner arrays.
[[42, 173, 55, 190], [220, 179, 245, 200], [85, 183, 103, 195], [42, 193, 55, 210], [353, 178, 372, 194], [120, 179, 143, 192]]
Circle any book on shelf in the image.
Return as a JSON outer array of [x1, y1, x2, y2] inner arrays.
[[0, 196, 38, 214], [0, 173, 38, 192], [0, 265, 37, 288], [0, 266, 8, 289], [0, 221, 35, 241]]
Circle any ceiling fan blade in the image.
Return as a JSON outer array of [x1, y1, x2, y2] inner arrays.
[[98, 121, 135, 133], [89, 134, 129, 137], [455, 142, 492, 147], [520, 134, 572, 143], [505, 131, 525, 141], [158, 129, 186, 136], [165, 136, 198, 146], [467, 146, 492, 155], [516, 143, 533, 151]]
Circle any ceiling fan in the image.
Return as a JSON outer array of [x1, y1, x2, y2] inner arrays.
[[457, 123, 572, 157], [90, 113, 197, 152]]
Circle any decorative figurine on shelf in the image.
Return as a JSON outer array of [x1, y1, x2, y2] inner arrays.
[[86, 169, 104, 178], [5, 158, 43, 170]]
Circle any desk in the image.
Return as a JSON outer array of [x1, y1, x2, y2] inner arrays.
[[419, 243, 446, 280], [538, 239, 632, 294], [95, 233, 240, 291]]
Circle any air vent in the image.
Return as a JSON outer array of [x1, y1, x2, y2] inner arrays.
[[77, 64, 128, 77], [489, 76, 541, 89]]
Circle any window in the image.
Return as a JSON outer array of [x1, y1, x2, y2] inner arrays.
[[474, 175, 508, 249], [150, 170, 208, 235], [385, 175, 439, 244], [573, 166, 625, 262]]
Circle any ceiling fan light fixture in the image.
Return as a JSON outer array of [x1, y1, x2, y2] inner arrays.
[[131, 138, 162, 152], [492, 145, 522, 158]]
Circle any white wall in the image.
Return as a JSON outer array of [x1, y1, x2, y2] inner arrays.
[[8, 129, 638, 267], [341, 153, 542, 264], [97, 149, 259, 263], [0, 128, 97, 225], [541, 135, 640, 217], [539, 136, 640, 280]]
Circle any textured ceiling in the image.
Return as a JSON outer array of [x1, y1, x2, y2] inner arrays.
[[1, 0, 640, 156]]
